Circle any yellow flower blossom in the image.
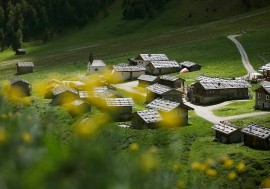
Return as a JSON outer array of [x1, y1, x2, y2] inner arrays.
[[0, 128, 7, 144], [148, 146, 158, 154], [129, 143, 139, 151], [205, 168, 217, 177], [261, 178, 270, 188], [223, 158, 233, 169], [236, 162, 245, 173], [177, 180, 185, 188], [139, 152, 158, 173], [22, 132, 32, 143], [228, 171, 237, 180], [172, 163, 181, 172]]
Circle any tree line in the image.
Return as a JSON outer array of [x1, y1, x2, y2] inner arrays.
[[0, 0, 114, 51], [122, 0, 170, 19]]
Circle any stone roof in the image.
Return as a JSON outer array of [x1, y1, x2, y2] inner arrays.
[[241, 123, 270, 139], [70, 100, 86, 106], [79, 91, 90, 99], [180, 61, 200, 68], [260, 81, 270, 94], [160, 75, 181, 82], [51, 86, 78, 96], [137, 74, 159, 82], [139, 54, 169, 61], [150, 60, 180, 68], [136, 109, 163, 123], [196, 76, 252, 90], [259, 63, 270, 71], [10, 78, 30, 85], [113, 64, 146, 72], [89, 60, 106, 67], [146, 98, 193, 112], [17, 62, 34, 67], [146, 83, 172, 94], [212, 121, 240, 135], [106, 98, 134, 107], [93, 86, 120, 98]]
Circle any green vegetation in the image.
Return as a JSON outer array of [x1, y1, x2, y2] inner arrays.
[[231, 114, 270, 127]]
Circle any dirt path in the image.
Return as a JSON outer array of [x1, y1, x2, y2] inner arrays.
[[227, 35, 255, 74], [113, 80, 146, 97]]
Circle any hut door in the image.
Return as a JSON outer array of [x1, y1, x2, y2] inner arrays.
[[262, 103, 265, 109], [130, 72, 133, 79]]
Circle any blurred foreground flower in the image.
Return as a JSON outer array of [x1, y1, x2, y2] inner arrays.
[[177, 180, 185, 188], [22, 132, 33, 143], [228, 171, 237, 180], [222, 157, 233, 169], [261, 178, 270, 188], [0, 128, 7, 144], [205, 168, 217, 177], [129, 143, 139, 151], [172, 163, 181, 172], [236, 161, 245, 173], [139, 152, 159, 173]]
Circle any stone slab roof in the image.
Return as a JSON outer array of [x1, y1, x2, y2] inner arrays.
[[113, 64, 146, 72], [212, 121, 240, 135], [10, 78, 30, 85], [17, 62, 34, 67], [136, 109, 162, 123], [146, 98, 193, 112], [241, 123, 270, 139], [259, 63, 270, 71], [180, 61, 200, 68], [150, 60, 180, 68], [71, 100, 86, 106], [146, 83, 172, 94], [139, 54, 169, 61], [137, 74, 159, 82], [260, 81, 270, 94], [196, 76, 251, 90], [106, 98, 134, 107], [160, 75, 181, 82], [51, 86, 78, 96]]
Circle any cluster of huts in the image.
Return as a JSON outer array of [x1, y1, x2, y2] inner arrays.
[[212, 121, 270, 150]]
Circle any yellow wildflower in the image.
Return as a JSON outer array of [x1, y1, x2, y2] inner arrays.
[[228, 172, 237, 180], [0, 128, 7, 144], [236, 162, 245, 173], [172, 163, 181, 172], [149, 146, 158, 154], [205, 168, 217, 177], [223, 158, 233, 169], [22, 132, 32, 143], [139, 152, 158, 173], [129, 143, 139, 151], [261, 178, 270, 188], [177, 180, 185, 188]]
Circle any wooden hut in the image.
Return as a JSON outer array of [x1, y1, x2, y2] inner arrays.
[[146, 60, 181, 75], [10, 78, 31, 97], [67, 100, 91, 116], [146, 98, 193, 126], [180, 61, 202, 72], [146, 83, 183, 103], [211, 121, 243, 143], [159, 75, 185, 91], [134, 54, 169, 67], [241, 123, 270, 150], [187, 76, 252, 105], [15, 49, 26, 55], [16, 62, 34, 75], [112, 64, 146, 81], [254, 81, 270, 110], [259, 63, 270, 80], [137, 74, 159, 87], [105, 98, 134, 121], [50, 86, 79, 106], [131, 109, 162, 129]]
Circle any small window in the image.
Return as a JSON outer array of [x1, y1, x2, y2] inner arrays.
[[95, 68, 98, 71], [258, 101, 261, 105], [266, 95, 269, 100], [258, 93, 261, 98]]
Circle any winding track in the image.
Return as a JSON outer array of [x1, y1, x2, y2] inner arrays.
[[114, 35, 270, 124]]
